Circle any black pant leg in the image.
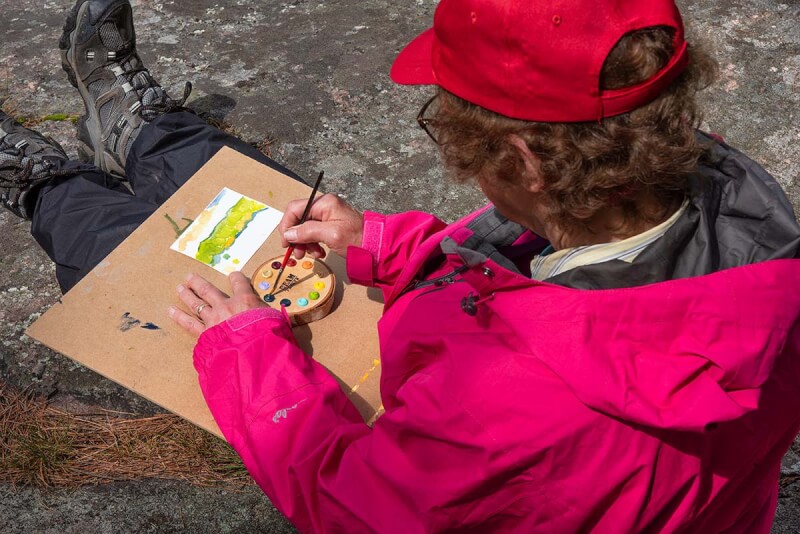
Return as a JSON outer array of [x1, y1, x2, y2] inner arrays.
[[31, 112, 304, 293], [30, 161, 158, 293], [126, 111, 305, 205]]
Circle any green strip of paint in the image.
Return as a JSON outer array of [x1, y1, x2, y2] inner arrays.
[[196, 198, 266, 264]]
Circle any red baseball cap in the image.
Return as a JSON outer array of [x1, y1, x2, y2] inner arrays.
[[391, 0, 689, 122]]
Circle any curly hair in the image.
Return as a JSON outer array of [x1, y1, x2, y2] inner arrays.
[[430, 27, 719, 234]]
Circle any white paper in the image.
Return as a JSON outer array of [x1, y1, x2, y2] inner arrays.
[[170, 188, 283, 274]]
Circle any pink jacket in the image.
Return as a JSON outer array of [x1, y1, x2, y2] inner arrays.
[[195, 201, 800, 532]]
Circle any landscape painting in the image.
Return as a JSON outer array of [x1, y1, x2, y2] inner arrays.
[[170, 188, 282, 274]]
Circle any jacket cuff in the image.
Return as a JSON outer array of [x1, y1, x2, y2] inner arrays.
[[194, 307, 289, 366], [361, 211, 385, 259], [346, 246, 376, 286], [224, 307, 285, 331], [346, 211, 385, 286]]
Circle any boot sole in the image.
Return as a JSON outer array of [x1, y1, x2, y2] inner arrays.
[[60, 0, 126, 179]]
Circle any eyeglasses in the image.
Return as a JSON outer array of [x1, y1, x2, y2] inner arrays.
[[416, 94, 441, 145]]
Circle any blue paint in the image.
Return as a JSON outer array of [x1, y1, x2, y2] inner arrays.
[[121, 312, 160, 331], [120, 312, 141, 332], [297, 298, 309, 307], [263, 294, 276, 303], [280, 298, 292, 307]]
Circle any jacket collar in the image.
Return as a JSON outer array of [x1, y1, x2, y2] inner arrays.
[[441, 132, 800, 291]]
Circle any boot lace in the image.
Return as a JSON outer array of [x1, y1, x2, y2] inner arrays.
[[116, 52, 193, 121], [0, 148, 71, 190]]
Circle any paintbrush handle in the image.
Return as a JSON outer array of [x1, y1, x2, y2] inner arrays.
[[299, 171, 325, 224], [270, 171, 324, 296], [280, 246, 294, 267]]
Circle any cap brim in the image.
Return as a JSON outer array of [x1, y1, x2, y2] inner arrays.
[[390, 28, 437, 85]]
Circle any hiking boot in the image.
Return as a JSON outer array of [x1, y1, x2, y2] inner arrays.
[[59, 0, 191, 178], [0, 112, 70, 219]]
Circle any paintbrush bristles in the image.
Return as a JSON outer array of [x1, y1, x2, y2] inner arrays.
[[269, 247, 295, 296], [269, 267, 285, 296]]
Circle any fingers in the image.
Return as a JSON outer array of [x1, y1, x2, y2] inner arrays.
[[279, 197, 320, 247], [292, 243, 326, 260], [185, 273, 227, 305], [168, 306, 205, 337], [173, 272, 268, 337], [278, 193, 345, 247], [277, 193, 363, 257], [282, 220, 338, 247], [229, 271, 255, 296], [176, 282, 208, 315]]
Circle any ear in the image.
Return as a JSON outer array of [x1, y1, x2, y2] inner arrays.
[[506, 134, 545, 193]]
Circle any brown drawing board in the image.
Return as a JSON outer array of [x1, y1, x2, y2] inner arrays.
[[27, 147, 384, 437]]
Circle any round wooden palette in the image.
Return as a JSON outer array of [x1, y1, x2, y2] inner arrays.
[[250, 255, 335, 326]]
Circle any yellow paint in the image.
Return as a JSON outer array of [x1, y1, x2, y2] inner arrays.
[[314, 281, 325, 290], [175, 207, 215, 252], [353, 359, 381, 388]]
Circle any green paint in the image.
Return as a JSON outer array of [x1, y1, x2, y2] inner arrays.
[[196, 198, 266, 264], [165, 214, 194, 238]]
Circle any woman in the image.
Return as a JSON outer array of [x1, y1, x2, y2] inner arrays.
[[172, 0, 800, 532]]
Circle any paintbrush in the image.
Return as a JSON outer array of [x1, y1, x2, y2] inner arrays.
[[269, 170, 325, 296]]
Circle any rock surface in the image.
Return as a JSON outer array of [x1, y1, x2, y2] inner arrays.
[[1, 0, 798, 531]]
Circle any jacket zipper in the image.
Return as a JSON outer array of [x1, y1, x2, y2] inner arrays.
[[402, 265, 470, 296], [409, 279, 467, 304]]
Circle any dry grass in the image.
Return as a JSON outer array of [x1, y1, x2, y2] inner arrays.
[[0, 382, 252, 488]]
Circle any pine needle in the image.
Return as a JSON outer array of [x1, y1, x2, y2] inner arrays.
[[0, 382, 253, 488]]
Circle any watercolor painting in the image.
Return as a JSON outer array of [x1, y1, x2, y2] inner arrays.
[[170, 188, 283, 274]]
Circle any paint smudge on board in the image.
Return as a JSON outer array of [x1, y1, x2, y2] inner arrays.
[[165, 214, 194, 238], [349, 359, 381, 395], [120, 312, 141, 331], [120, 312, 161, 332]]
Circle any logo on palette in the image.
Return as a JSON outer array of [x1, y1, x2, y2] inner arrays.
[[279, 273, 300, 292]]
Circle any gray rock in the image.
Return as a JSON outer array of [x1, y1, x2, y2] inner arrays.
[[31, 360, 45, 379]]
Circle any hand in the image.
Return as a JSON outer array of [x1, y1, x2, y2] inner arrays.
[[169, 272, 267, 336], [279, 193, 363, 259]]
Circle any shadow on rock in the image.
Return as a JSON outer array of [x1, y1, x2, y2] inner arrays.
[[188, 93, 237, 123]]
